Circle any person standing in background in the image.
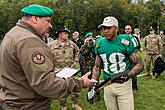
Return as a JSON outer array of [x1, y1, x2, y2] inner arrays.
[[159, 31, 164, 39], [48, 26, 82, 110], [80, 32, 95, 76], [144, 26, 163, 79], [125, 25, 141, 93], [133, 28, 141, 41], [44, 33, 54, 43], [159, 31, 165, 60], [72, 31, 84, 48], [80, 38, 95, 76], [125, 25, 132, 35], [80, 33, 101, 103], [133, 28, 141, 50], [72, 31, 84, 77]]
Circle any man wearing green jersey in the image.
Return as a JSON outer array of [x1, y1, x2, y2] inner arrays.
[[92, 16, 144, 110]]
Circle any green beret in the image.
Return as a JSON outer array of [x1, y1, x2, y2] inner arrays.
[[85, 32, 93, 38], [21, 4, 54, 16]]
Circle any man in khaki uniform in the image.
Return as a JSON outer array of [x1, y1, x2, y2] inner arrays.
[[0, 4, 97, 110], [159, 31, 164, 39], [159, 31, 165, 60], [144, 27, 163, 79], [48, 26, 81, 110]]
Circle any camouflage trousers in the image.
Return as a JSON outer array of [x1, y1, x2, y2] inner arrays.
[[145, 53, 159, 73], [59, 91, 80, 107]]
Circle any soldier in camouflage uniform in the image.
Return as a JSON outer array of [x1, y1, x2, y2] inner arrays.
[[80, 38, 95, 75], [80, 33, 100, 103], [144, 27, 163, 79], [48, 26, 81, 110], [159, 31, 165, 60]]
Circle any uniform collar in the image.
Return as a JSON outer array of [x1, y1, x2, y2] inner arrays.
[[56, 39, 71, 47], [149, 34, 157, 38], [16, 20, 44, 40]]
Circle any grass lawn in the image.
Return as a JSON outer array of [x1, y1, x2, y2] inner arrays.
[[134, 73, 165, 110], [51, 72, 165, 110]]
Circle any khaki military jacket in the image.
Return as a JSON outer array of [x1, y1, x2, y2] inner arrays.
[[144, 34, 163, 55], [0, 20, 83, 109], [48, 39, 79, 69]]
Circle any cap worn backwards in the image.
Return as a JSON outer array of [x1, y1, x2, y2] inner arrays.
[[21, 4, 54, 16], [98, 16, 118, 28]]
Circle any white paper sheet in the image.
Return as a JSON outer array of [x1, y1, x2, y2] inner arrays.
[[56, 67, 79, 78]]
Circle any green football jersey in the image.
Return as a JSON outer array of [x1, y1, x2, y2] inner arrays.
[[95, 34, 137, 80]]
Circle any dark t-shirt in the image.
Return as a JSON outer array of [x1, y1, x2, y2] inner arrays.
[[73, 38, 84, 48]]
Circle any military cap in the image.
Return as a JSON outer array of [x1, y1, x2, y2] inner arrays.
[[21, 4, 54, 16], [85, 32, 93, 38], [55, 26, 70, 37], [98, 16, 118, 28]]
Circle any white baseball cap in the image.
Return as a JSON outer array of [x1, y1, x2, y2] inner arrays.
[[98, 16, 118, 28], [134, 28, 140, 32], [72, 31, 79, 36]]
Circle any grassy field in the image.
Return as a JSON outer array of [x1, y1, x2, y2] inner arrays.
[[51, 72, 165, 110]]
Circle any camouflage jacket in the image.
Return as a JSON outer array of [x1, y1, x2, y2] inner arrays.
[[162, 36, 165, 58], [144, 34, 163, 55], [80, 44, 95, 73], [48, 39, 80, 70], [162, 35, 165, 48]]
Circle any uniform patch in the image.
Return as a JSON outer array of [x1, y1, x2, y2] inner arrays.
[[121, 39, 129, 45], [96, 42, 100, 48], [31, 51, 45, 64]]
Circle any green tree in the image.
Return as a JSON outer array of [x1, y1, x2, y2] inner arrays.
[[145, 0, 162, 32]]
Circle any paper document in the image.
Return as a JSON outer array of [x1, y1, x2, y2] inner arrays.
[[56, 67, 80, 78]]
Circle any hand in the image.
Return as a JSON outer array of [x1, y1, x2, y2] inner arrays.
[[159, 54, 162, 58], [111, 73, 129, 84], [82, 72, 98, 88], [70, 62, 76, 68], [84, 38, 92, 45], [84, 38, 89, 44]]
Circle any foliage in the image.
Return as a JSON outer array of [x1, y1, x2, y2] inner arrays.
[[144, 0, 162, 29], [0, 0, 164, 40]]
